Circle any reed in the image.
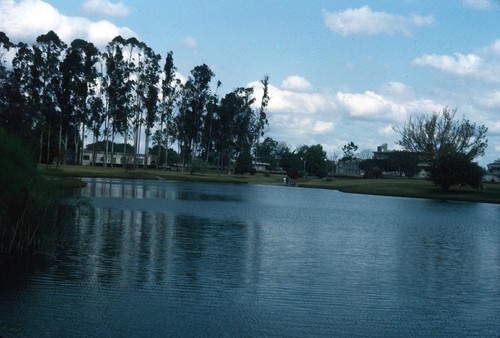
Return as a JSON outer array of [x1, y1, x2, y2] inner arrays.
[[0, 130, 71, 255]]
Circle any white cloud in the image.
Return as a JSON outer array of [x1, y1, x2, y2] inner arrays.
[[413, 40, 500, 82], [0, 0, 136, 48], [475, 90, 500, 108], [489, 40, 500, 55], [313, 121, 335, 134], [323, 6, 434, 36], [413, 53, 482, 75], [248, 78, 444, 154], [184, 36, 197, 49], [462, 0, 493, 10], [403, 99, 444, 115], [250, 81, 335, 114], [385, 81, 409, 95], [82, 0, 132, 17], [336, 91, 407, 122], [281, 75, 312, 91], [378, 124, 396, 136], [380, 81, 414, 101]]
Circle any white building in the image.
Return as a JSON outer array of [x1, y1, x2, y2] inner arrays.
[[484, 162, 500, 182], [336, 158, 362, 176], [82, 150, 154, 167]]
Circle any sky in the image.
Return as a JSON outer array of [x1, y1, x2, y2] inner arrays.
[[1, 0, 500, 165]]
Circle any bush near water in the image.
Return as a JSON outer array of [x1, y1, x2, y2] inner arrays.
[[0, 129, 68, 255]]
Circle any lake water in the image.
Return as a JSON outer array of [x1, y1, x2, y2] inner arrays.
[[1, 178, 499, 337]]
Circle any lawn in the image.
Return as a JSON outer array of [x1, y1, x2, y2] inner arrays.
[[41, 165, 500, 204]]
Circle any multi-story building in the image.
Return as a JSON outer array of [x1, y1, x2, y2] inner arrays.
[[484, 161, 500, 182]]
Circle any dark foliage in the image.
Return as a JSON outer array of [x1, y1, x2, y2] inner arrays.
[[234, 146, 254, 175], [0, 129, 67, 255], [429, 152, 485, 192]]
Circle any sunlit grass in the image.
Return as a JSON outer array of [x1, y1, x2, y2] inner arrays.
[[41, 165, 500, 204], [300, 177, 500, 204]]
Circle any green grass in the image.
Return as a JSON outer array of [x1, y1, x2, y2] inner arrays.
[[41, 165, 500, 204], [300, 176, 500, 204]]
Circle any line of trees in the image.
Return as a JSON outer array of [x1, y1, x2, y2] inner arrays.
[[0, 31, 270, 173]]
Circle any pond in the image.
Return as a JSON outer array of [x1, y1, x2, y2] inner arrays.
[[1, 178, 499, 337]]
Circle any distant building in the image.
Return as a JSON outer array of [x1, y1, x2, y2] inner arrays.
[[372, 143, 429, 178], [484, 162, 500, 182], [336, 158, 362, 176], [82, 150, 154, 167], [373, 143, 389, 160]]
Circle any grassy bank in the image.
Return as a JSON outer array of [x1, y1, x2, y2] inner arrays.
[[299, 177, 500, 204], [42, 165, 500, 204]]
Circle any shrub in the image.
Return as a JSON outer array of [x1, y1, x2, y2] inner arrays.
[[0, 129, 68, 255], [429, 152, 485, 192]]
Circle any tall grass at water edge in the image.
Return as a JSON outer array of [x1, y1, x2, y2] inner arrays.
[[0, 129, 71, 256]]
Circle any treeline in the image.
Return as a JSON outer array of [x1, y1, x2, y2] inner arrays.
[[0, 31, 270, 173]]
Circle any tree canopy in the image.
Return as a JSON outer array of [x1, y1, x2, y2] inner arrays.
[[0, 31, 271, 174], [395, 107, 488, 191], [394, 107, 487, 163]]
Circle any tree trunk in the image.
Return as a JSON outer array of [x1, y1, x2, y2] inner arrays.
[[164, 129, 169, 168], [63, 129, 68, 165], [58, 121, 62, 165], [104, 114, 109, 167], [39, 129, 44, 164], [111, 131, 115, 168], [74, 123, 79, 166], [144, 130, 149, 169], [80, 123, 85, 166], [46, 121, 51, 164]]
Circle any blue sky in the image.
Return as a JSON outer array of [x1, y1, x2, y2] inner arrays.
[[1, 0, 500, 165]]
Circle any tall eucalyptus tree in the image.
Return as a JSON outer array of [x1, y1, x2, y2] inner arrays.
[[60, 38, 99, 164], [175, 64, 214, 169], [0, 32, 11, 85], [253, 75, 270, 167], [0, 32, 16, 134], [201, 81, 221, 164], [32, 31, 67, 163], [104, 36, 132, 167], [158, 51, 180, 168], [137, 43, 161, 168], [8, 43, 36, 140], [122, 37, 142, 166], [215, 87, 255, 173], [87, 95, 104, 166]]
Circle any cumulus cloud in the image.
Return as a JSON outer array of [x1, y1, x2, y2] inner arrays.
[[413, 53, 482, 75], [378, 124, 396, 136], [380, 81, 415, 100], [82, 0, 132, 17], [336, 91, 407, 122], [0, 0, 136, 48], [250, 81, 335, 115], [413, 40, 500, 82], [385, 81, 409, 95], [462, 0, 493, 9], [475, 90, 500, 108], [281, 75, 313, 91], [248, 78, 441, 153], [323, 6, 434, 36], [183, 36, 197, 49], [313, 121, 335, 134]]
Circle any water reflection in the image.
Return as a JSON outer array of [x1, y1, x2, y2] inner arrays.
[[85, 178, 242, 201], [1, 178, 499, 337]]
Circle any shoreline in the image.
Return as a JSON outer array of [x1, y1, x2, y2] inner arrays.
[[41, 165, 500, 205]]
